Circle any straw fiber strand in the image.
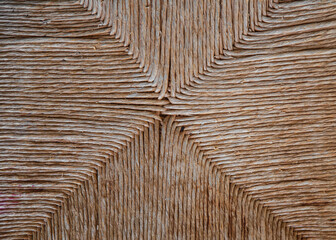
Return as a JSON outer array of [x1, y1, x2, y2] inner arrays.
[[0, 0, 335, 239]]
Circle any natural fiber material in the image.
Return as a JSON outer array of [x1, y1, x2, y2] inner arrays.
[[0, 0, 335, 239]]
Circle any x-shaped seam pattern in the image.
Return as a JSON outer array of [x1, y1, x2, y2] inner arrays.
[[0, 0, 335, 239]]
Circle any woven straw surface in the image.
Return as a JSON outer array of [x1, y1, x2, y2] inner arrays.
[[0, 0, 336, 239]]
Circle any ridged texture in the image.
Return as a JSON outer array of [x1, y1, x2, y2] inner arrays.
[[0, 0, 335, 239], [37, 117, 298, 240]]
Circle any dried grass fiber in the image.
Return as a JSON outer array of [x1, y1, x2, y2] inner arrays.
[[0, 0, 336, 239]]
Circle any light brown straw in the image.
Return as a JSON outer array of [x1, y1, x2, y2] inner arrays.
[[0, 0, 335, 239]]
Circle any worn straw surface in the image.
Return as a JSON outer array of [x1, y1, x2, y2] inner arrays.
[[0, 0, 336, 239]]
